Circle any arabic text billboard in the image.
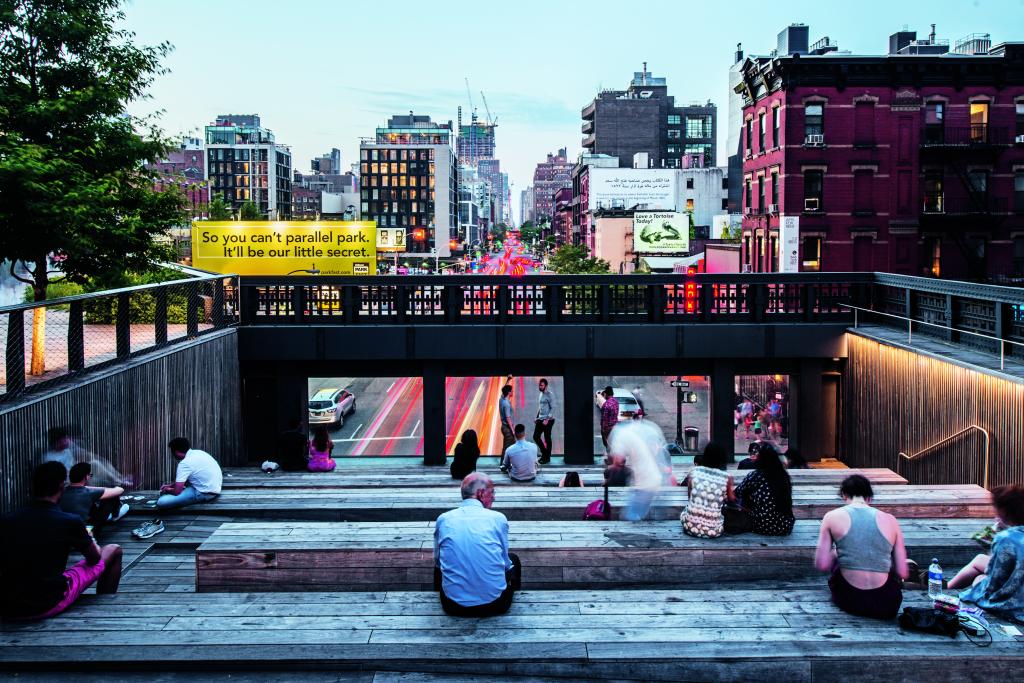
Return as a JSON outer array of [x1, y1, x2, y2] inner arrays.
[[192, 221, 376, 275], [588, 168, 677, 212], [633, 212, 690, 254]]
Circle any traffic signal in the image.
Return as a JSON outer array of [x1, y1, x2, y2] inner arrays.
[[449, 239, 458, 250]]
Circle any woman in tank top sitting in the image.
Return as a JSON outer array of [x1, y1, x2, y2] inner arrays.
[[814, 474, 909, 619]]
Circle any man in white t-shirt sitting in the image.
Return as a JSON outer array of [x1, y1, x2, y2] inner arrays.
[[155, 437, 223, 511]]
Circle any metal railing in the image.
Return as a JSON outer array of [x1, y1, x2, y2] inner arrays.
[[1, 274, 238, 402], [921, 125, 1011, 146], [898, 425, 990, 489], [237, 273, 872, 326]]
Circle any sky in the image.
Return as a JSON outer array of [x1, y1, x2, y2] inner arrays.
[[122, 0, 1022, 222]]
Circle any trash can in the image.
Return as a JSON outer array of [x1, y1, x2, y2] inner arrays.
[[684, 426, 699, 451]]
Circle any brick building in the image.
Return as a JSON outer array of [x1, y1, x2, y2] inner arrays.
[[532, 148, 573, 222], [736, 38, 1024, 278], [551, 187, 573, 246], [150, 138, 208, 219]]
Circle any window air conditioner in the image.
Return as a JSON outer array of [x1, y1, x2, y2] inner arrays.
[[805, 197, 821, 212], [805, 134, 825, 146], [767, 203, 779, 214], [744, 206, 752, 215], [741, 264, 753, 273], [1016, 134, 1024, 144]]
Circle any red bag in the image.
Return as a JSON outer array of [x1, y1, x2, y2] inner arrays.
[[583, 484, 612, 520]]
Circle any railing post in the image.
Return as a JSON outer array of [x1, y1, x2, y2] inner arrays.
[[187, 287, 200, 336], [343, 285, 359, 324], [905, 287, 913, 341], [68, 301, 85, 372], [994, 300, 1006, 360], [546, 284, 562, 324], [212, 279, 225, 328], [945, 294, 956, 343], [649, 283, 665, 323], [395, 283, 408, 324], [599, 285, 611, 323], [241, 283, 260, 325], [154, 287, 168, 346], [116, 292, 130, 358], [497, 284, 509, 324], [699, 282, 713, 322], [802, 283, 816, 322], [6, 310, 26, 395], [291, 284, 306, 324], [750, 284, 766, 323], [445, 284, 462, 324]]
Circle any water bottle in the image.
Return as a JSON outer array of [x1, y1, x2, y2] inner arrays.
[[928, 558, 943, 598]]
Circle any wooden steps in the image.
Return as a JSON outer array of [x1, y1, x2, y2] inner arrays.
[[133, 484, 993, 522], [221, 466, 909, 489], [194, 519, 985, 593], [2, 588, 1021, 679]]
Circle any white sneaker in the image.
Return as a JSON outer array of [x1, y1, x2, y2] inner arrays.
[[112, 503, 130, 522]]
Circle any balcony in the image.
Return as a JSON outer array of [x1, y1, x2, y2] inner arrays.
[[921, 125, 1011, 147], [582, 120, 594, 135], [582, 134, 596, 149], [921, 195, 1008, 216], [581, 101, 596, 120]]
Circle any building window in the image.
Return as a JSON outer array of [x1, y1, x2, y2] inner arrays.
[[1015, 172, 1024, 213], [685, 116, 711, 138], [772, 107, 780, 147], [770, 171, 779, 206], [854, 102, 875, 145], [970, 102, 989, 142], [686, 198, 694, 211], [924, 172, 944, 213], [853, 170, 873, 212], [686, 178, 694, 189], [722, 198, 729, 210], [802, 236, 822, 271], [667, 129, 681, 139], [757, 177, 765, 212], [685, 144, 712, 164], [744, 178, 752, 210], [1017, 103, 1024, 139], [968, 169, 989, 199], [758, 113, 766, 152], [803, 170, 824, 211], [745, 119, 753, 153], [667, 144, 681, 154], [1014, 235, 1024, 276], [804, 103, 824, 140], [667, 114, 681, 125]]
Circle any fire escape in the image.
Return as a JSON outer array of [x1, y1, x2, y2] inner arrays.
[[919, 117, 1011, 278]]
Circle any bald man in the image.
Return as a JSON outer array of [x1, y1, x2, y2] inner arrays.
[[433, 473, 522, 617]]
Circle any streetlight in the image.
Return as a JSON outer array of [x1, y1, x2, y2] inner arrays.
[[286, 267, 321, 275]]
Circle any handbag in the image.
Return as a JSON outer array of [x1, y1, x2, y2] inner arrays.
[[723, 503, 753, 534], [584, 484, 612, 521], [897, 607, 961, 638]]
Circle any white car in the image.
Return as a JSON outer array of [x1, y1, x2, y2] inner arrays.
[[308, 388, 356, 430], [595, 387, 645, 420]]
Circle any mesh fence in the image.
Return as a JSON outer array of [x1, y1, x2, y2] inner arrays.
[[0, 275, 236, 401]]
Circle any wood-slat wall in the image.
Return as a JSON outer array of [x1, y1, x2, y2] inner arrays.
[[845, 333, 1024, 489], [0, 330, 242, 515]]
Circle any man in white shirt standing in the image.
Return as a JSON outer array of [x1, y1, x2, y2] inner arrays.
[[434, 473, 521, 616], [501, 424, 541, 483], [155, 437, 222, 511]]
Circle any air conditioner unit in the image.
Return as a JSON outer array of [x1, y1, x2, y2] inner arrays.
[[767, 203, 779, 214], [741, 264, 753, 273], [1016, 134, 1024, 144], [804, 197, 821, 212], [744, 206, 753, 215], [805, 134, 825, 146]]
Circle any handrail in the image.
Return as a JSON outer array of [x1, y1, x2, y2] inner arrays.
[[842, 303, 1024, 371], [898, 425, 990, 489]]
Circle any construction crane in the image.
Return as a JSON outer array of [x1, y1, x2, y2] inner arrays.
[[480, 91, 497, 126], [464, 78, 476, 116]]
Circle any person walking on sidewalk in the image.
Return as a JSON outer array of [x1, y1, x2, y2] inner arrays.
[[498, 384, 516, 455], [533, 378, 555, 464]]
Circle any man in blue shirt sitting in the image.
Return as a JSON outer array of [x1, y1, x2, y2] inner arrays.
[[434, 472, 521, 617]]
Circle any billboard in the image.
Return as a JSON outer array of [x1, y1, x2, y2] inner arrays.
[[191, 221, 376, 275], [588, 168, 677, 212], [376, 227, 406, 252], [633, 212, 690, 254], [779, 215, 800, 272]]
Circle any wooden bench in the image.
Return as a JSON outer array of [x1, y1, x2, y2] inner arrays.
[[195, 519, 986, 592], [221, 466, 909, 489], [140, 484, 992, 522], [2, 587, 1020, 679]]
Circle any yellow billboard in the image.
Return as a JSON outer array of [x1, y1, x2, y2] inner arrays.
[[192, 221, 376, 275]]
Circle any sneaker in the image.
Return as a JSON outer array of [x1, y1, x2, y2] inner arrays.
[[132, 519, 165, 539], [112, 503, 130, 523]]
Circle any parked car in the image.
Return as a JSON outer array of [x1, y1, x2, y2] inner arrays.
[[308, 388, 356, 430], [594, 387, 645, 420]]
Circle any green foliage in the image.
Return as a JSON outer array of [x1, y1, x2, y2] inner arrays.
[[489, 223, 507, 242], [207, 195, 233, 221], [23, 280, 86, 303], [719, 221, 742, 243], [0, 0, 186, 302], [238, 200, 262, 221], [547, 244, 611, 275], [518, 222, 541, 244], [81, 268, 199, 324]]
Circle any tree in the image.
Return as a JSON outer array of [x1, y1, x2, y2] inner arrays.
[[0, 0, 185, 374], [547, 244, 611, 275], [207, 195, 233, 221], [238, 200, 262, 221]]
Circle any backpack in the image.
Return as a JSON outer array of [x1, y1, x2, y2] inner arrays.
[[583, 484, 612, 520]]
